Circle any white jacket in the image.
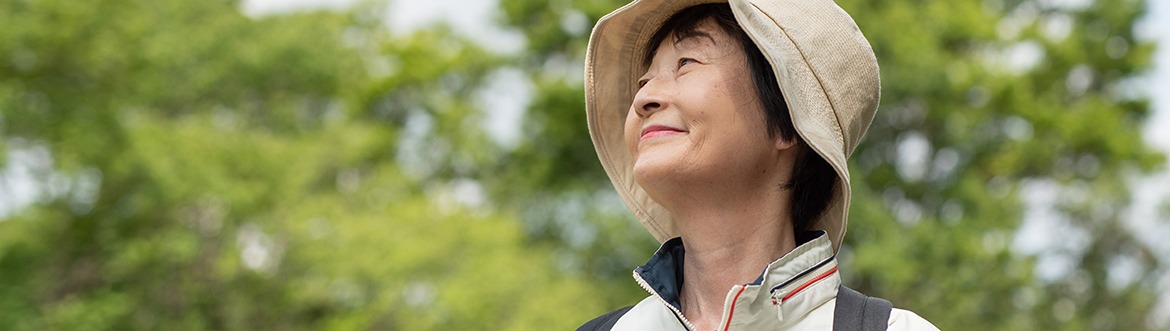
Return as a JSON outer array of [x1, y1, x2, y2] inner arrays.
[[611, 232, 938, 330]]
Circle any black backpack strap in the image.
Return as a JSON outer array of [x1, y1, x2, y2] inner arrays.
[[577, 305, 634, 331], [834, 285, 893, 331]]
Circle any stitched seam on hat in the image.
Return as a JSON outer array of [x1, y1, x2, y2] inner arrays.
[[585, 20, 656, 239], [749, 2, 846, 142], [584, 6, 667, 242], [621, 2, 689, 241]]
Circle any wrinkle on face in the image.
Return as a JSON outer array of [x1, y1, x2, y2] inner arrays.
[[625, 19, 780, 205]]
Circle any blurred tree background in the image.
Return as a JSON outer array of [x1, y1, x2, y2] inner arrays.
[[1, 0, 1167, 330]]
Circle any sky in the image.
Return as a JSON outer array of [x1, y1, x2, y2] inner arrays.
[[1145, 0, 1170, 150]]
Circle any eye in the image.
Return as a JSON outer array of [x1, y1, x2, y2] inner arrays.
[[637, 78, 649, 89], [678, 58, 697, 68]]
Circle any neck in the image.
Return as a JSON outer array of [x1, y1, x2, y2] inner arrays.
[[672, 193, 797, 330], [636, 152, 799, 329]]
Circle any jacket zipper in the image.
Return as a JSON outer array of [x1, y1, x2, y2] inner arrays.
[[633, 271, 698, 330]]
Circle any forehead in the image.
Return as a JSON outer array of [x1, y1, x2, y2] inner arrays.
[[644, 18, 737, 65], [668, 20, 727, 49]]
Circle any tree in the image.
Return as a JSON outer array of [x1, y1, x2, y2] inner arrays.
[[0, 0, 606, 329], [3, 0, 1165, 329], [493, 0, 1167, 329]]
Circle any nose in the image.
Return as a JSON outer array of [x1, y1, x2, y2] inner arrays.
[[632, 78, 667, 117]]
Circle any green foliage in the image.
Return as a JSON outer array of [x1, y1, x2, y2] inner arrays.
[[833, 0, 1164, 329], [1, 0, 1166, 329], [496, 0, 1168, 329], [0, 0, 602, 329]]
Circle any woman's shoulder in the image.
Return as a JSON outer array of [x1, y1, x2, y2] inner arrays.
[[888, 308, 941, 331], [578, 294, 940, 330], [578, 295, 687, 331]]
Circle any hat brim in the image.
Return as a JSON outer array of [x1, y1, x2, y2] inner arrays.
[[584, 0, 880, 252]]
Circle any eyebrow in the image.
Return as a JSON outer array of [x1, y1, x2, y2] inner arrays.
[[672, 30, 718, 49], [642, 28, 720, 69]]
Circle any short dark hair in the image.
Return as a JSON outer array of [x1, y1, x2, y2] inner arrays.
[[643, 4, 838, 234]]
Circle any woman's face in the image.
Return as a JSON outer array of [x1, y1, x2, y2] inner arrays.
[[624, 20, 782, 191]]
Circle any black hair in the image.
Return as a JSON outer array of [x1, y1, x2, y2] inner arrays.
[[642, 4, 838, 233]]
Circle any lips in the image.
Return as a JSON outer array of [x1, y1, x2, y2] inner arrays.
[[640, 125, 686, 140]]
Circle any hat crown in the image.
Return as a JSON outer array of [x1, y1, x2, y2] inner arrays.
[[732, 0, 880, 155]]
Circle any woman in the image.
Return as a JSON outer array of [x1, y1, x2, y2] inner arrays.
[[580, 0, 938, 330]]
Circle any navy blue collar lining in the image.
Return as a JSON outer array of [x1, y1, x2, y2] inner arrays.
[[635, 237, 686, 310]]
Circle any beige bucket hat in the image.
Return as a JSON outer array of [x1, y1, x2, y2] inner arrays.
[[584, 0, 879, 251]]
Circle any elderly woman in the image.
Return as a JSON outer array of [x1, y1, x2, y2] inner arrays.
[[579, 0, 938, 330]]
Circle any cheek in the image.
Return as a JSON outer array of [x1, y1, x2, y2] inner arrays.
[[623, 108, 641, 154]]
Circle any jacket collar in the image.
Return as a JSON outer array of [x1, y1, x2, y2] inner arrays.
[[632, 231, 841, 330]]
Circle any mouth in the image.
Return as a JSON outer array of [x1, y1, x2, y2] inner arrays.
[[640, 125, 686, 140]]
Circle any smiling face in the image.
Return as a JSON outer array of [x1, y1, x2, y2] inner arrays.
[[624, 19, 790, 200]]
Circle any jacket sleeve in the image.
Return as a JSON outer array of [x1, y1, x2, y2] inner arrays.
[[887, 308, 941, 331]]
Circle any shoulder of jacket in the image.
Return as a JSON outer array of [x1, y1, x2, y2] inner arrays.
[[610, 296, 689, 331], [577, 304, 635, 331], [886, 308, 940, 331]]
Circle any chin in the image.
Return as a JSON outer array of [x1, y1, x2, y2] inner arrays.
[[631, 157, 687, 191]]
